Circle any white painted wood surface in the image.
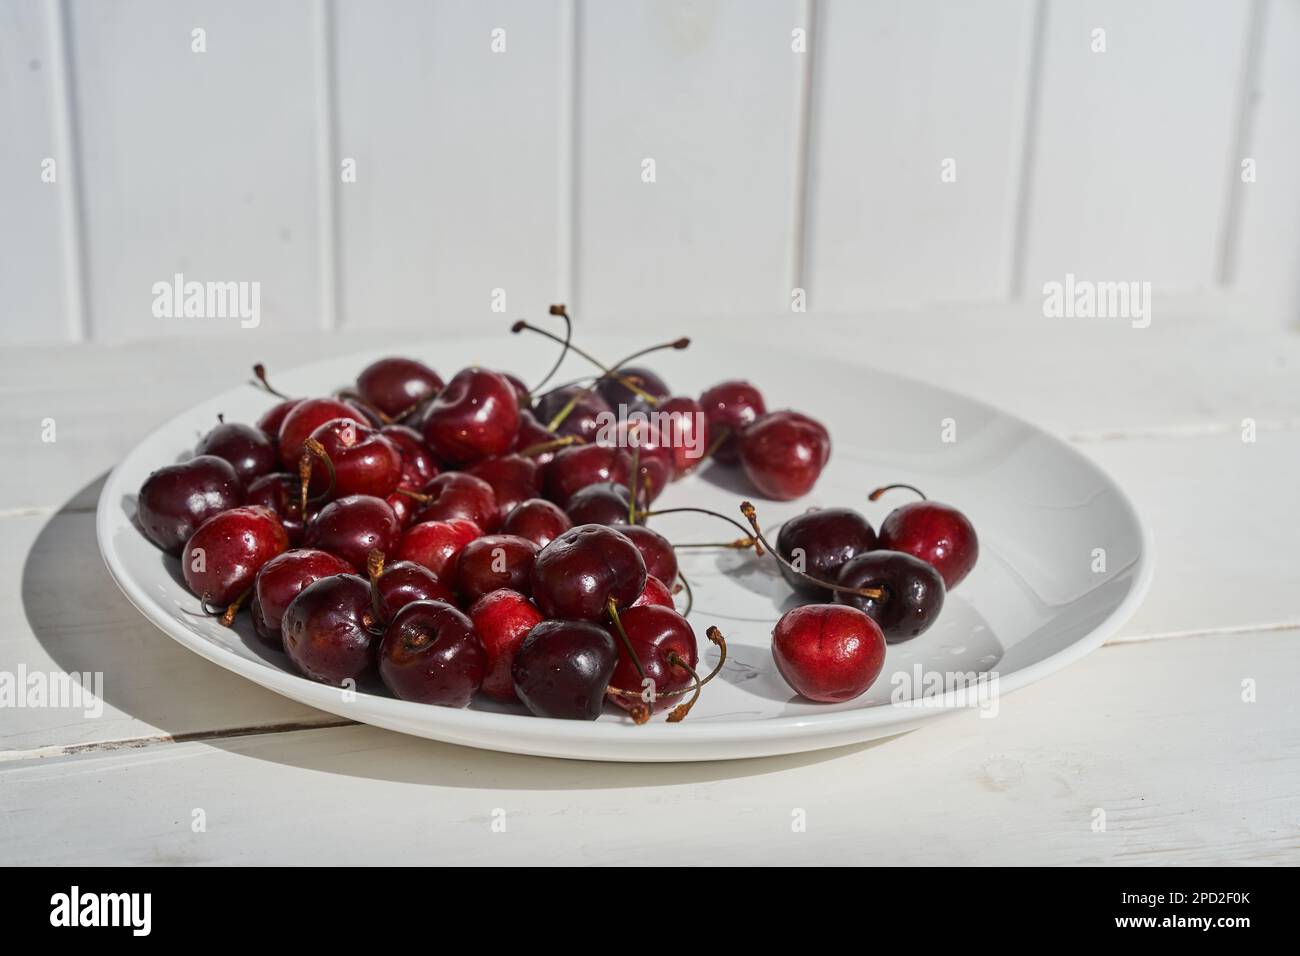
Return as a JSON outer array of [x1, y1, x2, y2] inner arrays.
[[0, 314, 1296, 863]]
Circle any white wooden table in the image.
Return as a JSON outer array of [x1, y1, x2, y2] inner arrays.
[[3, 310, 1297, 865]]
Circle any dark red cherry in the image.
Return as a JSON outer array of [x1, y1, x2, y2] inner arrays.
[[394, 517, 481, 580], [544, 443, 623, 506], [356, 357, 443, 419], [606, 605, 697, 714], [282, 574, 377, 685], [649, 396, 709, 475], [304, 494, 401, 572], [597, 366, 671, 410], [699, 380, 766, 464], [138, 455, 244, 555], [380, 424, 440, 489], [565, 481, 636, 527], [252, 548, 351, 648], [196, 420, 277, 484], [256, 399, 302, 443], [608, 425, 672, 503], [420, 366, 519, 464], [775, 507, 877, 599], [500, 498, 572, 549], [375, 560, 456, 615], [874, 489, 979, 589], [632, 574, 676, 609], [772, 604, 885, 703], [739, 410, 831, 501], [467, 454, 542, 525], [531, 524, 647, 622], [278, 397, 366, 468], [609, 523, 677, 585], [385, 490, 416, 530], [469, 588, 544, 702], [378, 600, 486, 707], [183, 505, 288, 607], [307, 418, 403, 500], [417, 471, 499, 532], [499, 371, 532, 409], [510, 410, 564, 466], [511, 619, 618, 720], [246, 472, 308, 544], [455, 534, 540, 605], [534, 385, 611, 443], [834, 550, 945, 642]]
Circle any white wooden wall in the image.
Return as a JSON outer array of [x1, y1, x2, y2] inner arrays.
[[2, 0, 1297, 344]]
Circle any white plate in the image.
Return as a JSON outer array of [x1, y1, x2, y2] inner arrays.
[[96, 334, 1152, 762]]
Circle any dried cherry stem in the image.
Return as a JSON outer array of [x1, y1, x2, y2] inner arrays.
[[604, 625, 726, 709], [250, 363, 292, 400], [868, 483, 927, 502], [605, 596, 647, 682], [665, 653, 704, 723], [366, 549, 388, 629], [220, 587, 252, 627], [298, 437, 335, 514], [635, 506, 763, 556], [739, 501, 885, 601], [516, 434, 583, 458]]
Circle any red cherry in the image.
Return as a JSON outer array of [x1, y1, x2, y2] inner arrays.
[[307, 418, 403, 500], [356, 357, 443, 419], [196, 420, 277, 484], [395, 517, 481, 580], [771, 604, 885, 703], [278, 397, 366, 468], [282, 574, 378, 685], [138, 455, 244, 555], [467, 454, 542, 525], [597, 366, 671, 409], [872, 485, 979, 589], [609, 523, 677, 585], [246, 472, 308, 544], [739, 410, 831, 500], [304, 494, 401, 572], [377, 600, 486, 707], [775, 507, 877, 599], [699, 380, 766, 464], [252, 548, 351, 648], [500, 498, 572, 549], [534, 385, 612, 443], [565, 481, 637, 527], [606, 604, 697, 714], [511, 619, 618, 720], [834, 550, 945, 642], [607, 423, 672, 503], [375, 560, 456, 615], [183, 505, 288, 608], [650, 396, 709, 475], [531, 524, 647, 621], [256, 398, 302, 443], [510, 410, 565, 465], [417, 472, 499, 532], [420, 367, 519, 464], [455, 534, 540, 605], [468, 588, 544, 702], [544, 444, 623, 506], [380, 424, 440, 489], [385, 490, 416, 530], [498, 371, 532, 408], [632, 574, 676, 609]]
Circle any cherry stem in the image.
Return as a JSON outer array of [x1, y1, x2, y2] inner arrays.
[[868, 483, 927, 502], [665, 653, 704, 723], [739, 501, 885, 600], [627, 440, 641, 524], [636, 507, 763, 556], [366, 549, 387, 628], [604, 625, 726, 709], [672, 538, 756, 550], [393, 487, 432, 502], [676, 569, 695, 618], [298, 437, 335, 514], [605, 596, 647, 682], [700, 425, 730, 464], [513, 319, 684, 407], [218, 587, 252, 627], [516, 434, 583, 458], [526, 304, 573, 396], [335, 389, 394, 424], [250, 363, 291, 400]]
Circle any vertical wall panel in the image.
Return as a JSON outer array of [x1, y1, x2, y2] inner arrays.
[[1021, 0, 1252, 296], [0, 0, 77, 343], [334, 0, 565, 333], [575, 0, 803, 321], [70, 0, 324, 341], [804, 0, 1038, 312]]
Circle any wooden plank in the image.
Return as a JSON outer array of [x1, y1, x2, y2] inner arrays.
[[804, 0, 1038, 310], [574, 0, 803, 319], [68, 0, 325, 340], [332, 0, 566, 330], [2, 629, 1294, 865]]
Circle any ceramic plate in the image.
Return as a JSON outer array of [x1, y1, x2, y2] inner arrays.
[[96, 334, 1152, 761]]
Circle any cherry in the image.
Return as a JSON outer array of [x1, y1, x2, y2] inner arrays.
[[467, 454, 541, 525], [252, 548, 351, 647], [395, 517, 481, 580], [871, 484, 979, 589], [306, 418, 402, 500], [196, 419, 277, 484], [256, 398, 302, 443], [597, 366, 671, 410], [499, 371, 532, 409], [375, 559, 456, 615], [500, 498, 572, 549], [632, 574, 676, 609], [544, 443, 623, 506], [455, 534, 540, 605], [377, 600, 486, 707], [534, 385, 611, 443], [385, 490, 416, 530], [739, 410, 831, 500], [304, 494, 401, 572], [771, 604, 885, 703], [511, 619, 618, 720], [281, 573, 378, 685], [699, 380, 766, 464], [246, 472, 308, 544], [420, 366, 519, 464], [417, 472, 499, 532], [609, 523, 677, 585], [138, 455, 244, 555], [650, 396, 709, 475], [183, 505, 288, 612], [380, 424, 440, 489], [510, 411, 565, 466], [278, 397, 366, 468], [468, 588, 544, 702], [565, 481, 637, 527], [610, 424, 673, 502], [355, 357, 443, 419], [605, 604, 697, 715], [531, 524, 647, 622], [775, 507, 877, 599], [834, 550, 945, 642]]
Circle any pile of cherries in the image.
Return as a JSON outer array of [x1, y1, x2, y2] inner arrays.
[[134, 307, 977, 721]]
